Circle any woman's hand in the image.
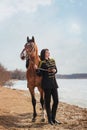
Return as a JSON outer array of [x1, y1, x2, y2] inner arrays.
[[52, 69, 56, 73]]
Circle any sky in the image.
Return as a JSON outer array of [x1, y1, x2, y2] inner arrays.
[[0, 0, 87, 74]]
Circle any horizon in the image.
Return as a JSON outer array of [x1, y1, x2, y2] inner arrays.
[[0, 0, 87, 74]]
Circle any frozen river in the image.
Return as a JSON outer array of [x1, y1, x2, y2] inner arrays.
[[10, 79, 87, 108]]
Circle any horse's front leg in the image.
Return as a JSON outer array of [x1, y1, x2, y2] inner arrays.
[[39, 87, 46, 122], [40, 96, 46, 122], [31, 94, 37, 122], [29, 87, 37, 122]]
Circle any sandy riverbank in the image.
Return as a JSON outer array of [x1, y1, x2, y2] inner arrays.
[[0, 87, 87, 130]]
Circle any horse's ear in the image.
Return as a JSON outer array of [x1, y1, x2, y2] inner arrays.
[[32, 36, 35, 42], [27, 36, 29, 42]]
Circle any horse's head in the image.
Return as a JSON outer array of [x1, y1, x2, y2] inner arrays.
[[20, 36, 38, 60]]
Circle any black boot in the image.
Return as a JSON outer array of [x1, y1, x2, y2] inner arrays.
[[47, 111, 54, 125], [52, 119, 61, 124], [48, 120, 54, 125]]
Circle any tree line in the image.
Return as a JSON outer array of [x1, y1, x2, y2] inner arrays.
[[1, 63, 86, 86], [0, 63, 26, 86]]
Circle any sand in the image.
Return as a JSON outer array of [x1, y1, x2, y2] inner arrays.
[[0, 87, 87, 130]]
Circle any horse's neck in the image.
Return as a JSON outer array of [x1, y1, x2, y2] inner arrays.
[[34, 43, 40, 65], [29, 43, 40, 66], [30, 55, 40, 65], [34, 55, 40, 65]]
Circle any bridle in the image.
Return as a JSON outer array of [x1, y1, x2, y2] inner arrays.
[[25, 42, 35, 55], [20, 42, 35, 60]]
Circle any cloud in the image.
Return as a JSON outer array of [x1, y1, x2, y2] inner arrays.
[[69, 0, 75, 3], [16, 0, 53, 13], [70, 23, 81, 34], [69, 0, 83, 6], [65, 18, 81, 35], [0, 0, 53, 22], [0, 2, 16, 22]]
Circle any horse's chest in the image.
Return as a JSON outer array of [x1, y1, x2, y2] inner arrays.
[[27, 70, 42, 86]]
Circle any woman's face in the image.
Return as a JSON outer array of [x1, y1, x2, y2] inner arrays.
[[45, 50, 50, 59]]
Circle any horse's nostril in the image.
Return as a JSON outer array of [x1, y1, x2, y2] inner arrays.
[[21, 56, 25, 60]]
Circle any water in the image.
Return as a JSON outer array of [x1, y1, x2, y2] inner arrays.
[[9, 79, 87, 108], [57, 79, 87, 108]]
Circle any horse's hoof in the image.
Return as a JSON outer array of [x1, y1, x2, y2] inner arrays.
[[32, 118, 36, 122], [41, 118, 45, 122]]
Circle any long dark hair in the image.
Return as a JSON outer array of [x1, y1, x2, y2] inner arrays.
[[40, 49, 49, 60]]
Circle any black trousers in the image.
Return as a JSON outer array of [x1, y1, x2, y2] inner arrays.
[[44, 87, 59, 121]]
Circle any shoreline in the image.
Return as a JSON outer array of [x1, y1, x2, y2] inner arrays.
[[0, 87, 87, 130], [5, 79, 87, 108], [4, 85, 87, 109]]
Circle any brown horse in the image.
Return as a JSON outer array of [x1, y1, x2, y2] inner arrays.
[[20, 36, 45, 122]]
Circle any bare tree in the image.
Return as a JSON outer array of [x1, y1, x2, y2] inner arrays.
[[10, 69, 26, 80], [0, 63, 10, 86]]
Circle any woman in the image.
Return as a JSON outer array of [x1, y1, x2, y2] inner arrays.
[[35, 49, 60, 125]]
